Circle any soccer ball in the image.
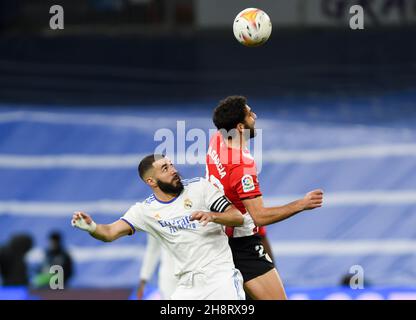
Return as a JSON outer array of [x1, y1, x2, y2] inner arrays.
[[233, 8, 272, 47]]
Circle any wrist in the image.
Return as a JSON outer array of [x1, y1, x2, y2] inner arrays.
[[210, 212, 218, 223], [88, 221, 97, 233], [294, 199, 306, 212]]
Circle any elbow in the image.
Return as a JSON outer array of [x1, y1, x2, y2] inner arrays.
[[251, 214, 265, 227], [253, 220, 265, 227], [229, 218, 243, 227], [234, 215, 244, 227]]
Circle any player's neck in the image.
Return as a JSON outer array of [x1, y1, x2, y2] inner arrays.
[[153, 189, 179, 202], [226, 135, 247, 150]]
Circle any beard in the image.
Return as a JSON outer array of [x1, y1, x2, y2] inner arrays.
[[244, 122, 256, 139], [156, 176, 184, 196]]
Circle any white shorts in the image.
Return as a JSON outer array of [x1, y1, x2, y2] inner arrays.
[[171, 268, 245, 300]]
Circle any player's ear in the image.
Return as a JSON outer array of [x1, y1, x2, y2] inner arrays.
[[236, 122, 245, 134], [145, 176, 157, 187]]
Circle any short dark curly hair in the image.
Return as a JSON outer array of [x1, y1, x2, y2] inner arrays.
[[213, 96, 248, 132], [138, 154, 165, 181]]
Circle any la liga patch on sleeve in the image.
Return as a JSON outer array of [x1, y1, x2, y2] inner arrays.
[[241, 174, 255, 192]]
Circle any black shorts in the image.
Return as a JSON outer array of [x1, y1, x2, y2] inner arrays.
[[228, 234, 275, 282]]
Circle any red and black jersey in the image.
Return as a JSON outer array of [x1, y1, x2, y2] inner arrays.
[[206, 131, 262, 237]]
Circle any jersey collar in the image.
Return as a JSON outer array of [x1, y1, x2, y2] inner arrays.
[[153, 191, 183, 204]]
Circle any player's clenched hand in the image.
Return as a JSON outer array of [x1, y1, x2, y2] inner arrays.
[[302, 189, 324, 210], [71, 211, 97, 233], [190, 211, 214, 226]]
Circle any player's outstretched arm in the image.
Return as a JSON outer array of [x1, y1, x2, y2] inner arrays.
[[242, 189, 324, 227], [190, 205, 244, 227], [71, 211, 133, 242]]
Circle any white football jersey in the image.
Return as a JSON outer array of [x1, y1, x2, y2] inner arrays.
[[121, 177, 235, 282]]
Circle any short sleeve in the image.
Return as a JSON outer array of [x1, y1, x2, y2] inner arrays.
[[120, 203, 147, 235], [201, 178, 232, 213], [229, 164, 262, 200]]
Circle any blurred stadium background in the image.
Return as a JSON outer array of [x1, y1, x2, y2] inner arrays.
[[0, 0, 416, 300]]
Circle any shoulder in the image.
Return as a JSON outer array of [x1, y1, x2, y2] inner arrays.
[[182, 177, 214, 193], [181, 177, 203, 186], [123, 201, 147, 225], [143, 194, 156, 205], [229, 154, 257, 175], [209, 131, 222, 144], [126, 201, 147, 215], [229, 163, 253, 177], [207, 132, 226, 156]]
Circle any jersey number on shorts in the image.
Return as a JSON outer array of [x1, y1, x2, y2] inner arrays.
[[255, 244, 273, 263], [255, 245, 266, 258]]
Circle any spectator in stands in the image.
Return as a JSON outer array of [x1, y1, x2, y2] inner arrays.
[[36, 231, 73, 288], [0, 234, 33, 286]]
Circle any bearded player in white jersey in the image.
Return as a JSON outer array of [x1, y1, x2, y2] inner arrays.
[[72, 154, 245, 300]]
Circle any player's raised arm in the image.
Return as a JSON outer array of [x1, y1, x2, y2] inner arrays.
[[71, 211, 133, 242], [190, 204, 244, 227], [242, 189, 324, 227]]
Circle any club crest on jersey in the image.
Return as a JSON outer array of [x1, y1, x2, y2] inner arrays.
[[242, 174, 255, 192], [184, 199, 193, 210]]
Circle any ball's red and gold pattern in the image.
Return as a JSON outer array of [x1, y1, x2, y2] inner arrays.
[[233, 8, 272, 47]]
